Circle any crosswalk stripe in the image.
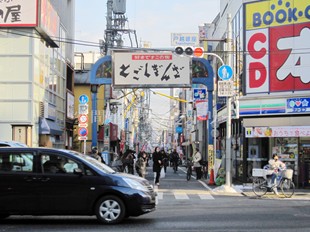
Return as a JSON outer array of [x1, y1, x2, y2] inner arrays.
[[174, 192, 190, 200], [198, 194, 214, 200], [154, 188, 214, 200], [157, 192, 163, 200]]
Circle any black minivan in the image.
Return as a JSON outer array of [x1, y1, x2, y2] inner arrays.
[[0, 147, 156, 224]]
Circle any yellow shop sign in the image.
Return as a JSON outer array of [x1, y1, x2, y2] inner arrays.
[[245, 0, 310, 30]]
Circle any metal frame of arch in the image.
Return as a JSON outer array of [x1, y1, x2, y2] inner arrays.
[[90, 56, 215, 147]]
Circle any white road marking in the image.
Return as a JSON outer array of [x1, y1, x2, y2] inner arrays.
[[157, 192, 163, 200], [198, 193, 214, 200], [174, 192, 190, 200]]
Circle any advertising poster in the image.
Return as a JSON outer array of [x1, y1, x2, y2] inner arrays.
[[244, 0, 310, 94], [196, 100, 208, 121]]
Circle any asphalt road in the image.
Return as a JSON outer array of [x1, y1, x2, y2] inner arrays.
[[1, 165, 310, 232]]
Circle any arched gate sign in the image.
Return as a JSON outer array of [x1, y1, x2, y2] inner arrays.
[[90, 55, 214, 147]]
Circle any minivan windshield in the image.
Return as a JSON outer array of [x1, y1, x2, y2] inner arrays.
[[60, 149, 116, 174]]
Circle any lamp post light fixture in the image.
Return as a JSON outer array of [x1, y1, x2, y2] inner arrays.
[[90, 84, 99, 93]]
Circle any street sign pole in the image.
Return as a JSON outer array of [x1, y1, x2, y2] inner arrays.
[[78, 94, 89, 154], [225, 14, 233, 188]]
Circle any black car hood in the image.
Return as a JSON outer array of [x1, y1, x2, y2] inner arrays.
[[114, 172, 151, 186]]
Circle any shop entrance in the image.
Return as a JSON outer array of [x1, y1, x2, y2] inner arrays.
[[300, 138, 310, 188], [246, 137, 269, 181]]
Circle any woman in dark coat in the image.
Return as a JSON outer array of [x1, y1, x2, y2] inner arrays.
[[152, 146, 162, 186]]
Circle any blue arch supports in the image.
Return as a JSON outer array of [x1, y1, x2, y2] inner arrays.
[[90, 56, 112, 147], [192, 57, 214, 146], [90, 55, 214, 147]]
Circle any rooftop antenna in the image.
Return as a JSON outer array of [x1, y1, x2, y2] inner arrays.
[[102, 0, 138, 55]]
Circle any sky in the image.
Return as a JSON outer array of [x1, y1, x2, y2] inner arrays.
[[74, 0, 221, 136], [75, 0, 220, 51]]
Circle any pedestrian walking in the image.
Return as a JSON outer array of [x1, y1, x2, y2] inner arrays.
[[135, 151, 147, 178], [171, 148, 180, 172], [161, 148, 169, 173], [152, 146, 163, 186], [193, 147, 202, 180], [89, 146, 102, 162], [122, 149, 135, 174]]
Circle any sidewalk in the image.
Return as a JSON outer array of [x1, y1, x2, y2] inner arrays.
[[204, 178, 310, 200], [143, 164, 310, 200], [236, 183, 310, 200]]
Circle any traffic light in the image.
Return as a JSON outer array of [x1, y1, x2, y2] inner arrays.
[[174, 46, 204, 57]]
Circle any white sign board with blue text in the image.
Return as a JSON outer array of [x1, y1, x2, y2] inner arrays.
[[193, 88, 207, 101]]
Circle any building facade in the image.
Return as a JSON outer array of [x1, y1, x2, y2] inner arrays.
[[210, 0, 310, 188], [0, 0, 75, 148]]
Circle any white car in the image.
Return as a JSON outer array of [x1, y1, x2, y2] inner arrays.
[[0, 140, 28, 148]]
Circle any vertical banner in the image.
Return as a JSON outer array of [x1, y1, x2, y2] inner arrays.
[[208, 145, 214, 174], [196, 100, 208, 121]]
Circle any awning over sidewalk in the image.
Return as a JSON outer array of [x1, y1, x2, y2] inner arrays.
[[39, 118, 63, 136], [243, 116, 310, 127]]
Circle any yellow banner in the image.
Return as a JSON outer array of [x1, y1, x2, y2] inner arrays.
[[208, 145, 214, 174], [245, 0, 310, 30]]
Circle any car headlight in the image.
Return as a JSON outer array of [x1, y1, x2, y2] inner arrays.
[[123, 178, 149, 192]]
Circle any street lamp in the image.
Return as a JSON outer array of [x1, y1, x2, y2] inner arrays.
[[109, 100, 121, 114]]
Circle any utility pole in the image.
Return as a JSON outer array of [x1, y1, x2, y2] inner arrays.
[[103, 0, 138, 55], [225, 14, 233, 188], [102, 0, 139, 156]]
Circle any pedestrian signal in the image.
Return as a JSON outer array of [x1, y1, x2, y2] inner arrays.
[[174, 46, 204, 57]]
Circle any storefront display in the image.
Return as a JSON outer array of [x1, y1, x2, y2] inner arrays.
[[272, 137, 298, 180], [300, 138, 310, 188]]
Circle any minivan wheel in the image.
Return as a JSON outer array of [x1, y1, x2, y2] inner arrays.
[[95, 195, 126, 224]]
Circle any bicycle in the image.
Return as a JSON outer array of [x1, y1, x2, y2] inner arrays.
[[252, 167, 295, 198], [186, 159, 193, 181]]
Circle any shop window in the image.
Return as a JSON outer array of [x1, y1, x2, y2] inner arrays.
[[273, 137, 298, 161]]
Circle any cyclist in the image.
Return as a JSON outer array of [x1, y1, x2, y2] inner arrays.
[[268, 153, 286, 194]]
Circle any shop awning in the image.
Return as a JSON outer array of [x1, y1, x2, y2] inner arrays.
[[39, 118, 63, 136], [243, 116, 310, 127]]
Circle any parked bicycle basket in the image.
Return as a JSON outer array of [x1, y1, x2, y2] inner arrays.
[[282, 169, 293, 180], [252, 168, 274, 180]]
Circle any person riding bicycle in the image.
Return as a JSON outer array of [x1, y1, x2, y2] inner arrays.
[[268, 153, 286, 194], [171, 149, 180, 172]]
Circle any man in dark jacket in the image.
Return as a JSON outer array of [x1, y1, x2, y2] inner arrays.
[[152, 146, 163, 186], [171, 149, 180, 172]]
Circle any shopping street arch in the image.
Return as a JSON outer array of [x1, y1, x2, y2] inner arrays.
[[89, 54, 215, 148]]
